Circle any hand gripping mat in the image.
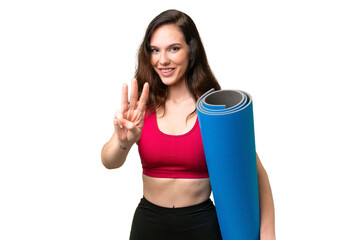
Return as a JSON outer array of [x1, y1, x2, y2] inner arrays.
[[196, 89, 260, 240]]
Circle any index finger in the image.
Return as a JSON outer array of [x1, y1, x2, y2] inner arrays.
[[137, 82, 149, 113]]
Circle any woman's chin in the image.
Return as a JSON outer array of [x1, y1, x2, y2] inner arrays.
[[160, 77, 177, 86]]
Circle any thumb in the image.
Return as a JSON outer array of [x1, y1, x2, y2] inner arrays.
[[120, 118, 141, 142], [120, 118, 135, 130]]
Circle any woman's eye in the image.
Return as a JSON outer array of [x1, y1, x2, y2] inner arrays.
[[151, 49, 159, 53], [170, 47, 179, 52]]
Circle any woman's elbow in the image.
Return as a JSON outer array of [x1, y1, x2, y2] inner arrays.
[[101, 156, 123, 169]]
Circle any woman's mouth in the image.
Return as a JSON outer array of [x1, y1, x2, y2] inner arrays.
[[159, 68, 175, 76], [160, 68, 175, 73]]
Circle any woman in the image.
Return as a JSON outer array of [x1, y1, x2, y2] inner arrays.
[[101, 9, 275, 240]]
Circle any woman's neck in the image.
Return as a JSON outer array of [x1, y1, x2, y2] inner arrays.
[[167, 78, 192, 103]]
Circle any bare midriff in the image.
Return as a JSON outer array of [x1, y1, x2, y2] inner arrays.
[[142, 174, 211, 208]]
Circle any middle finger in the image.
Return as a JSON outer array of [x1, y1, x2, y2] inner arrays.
[[129, 79, 138, 111], [121, 83, 129, 116]]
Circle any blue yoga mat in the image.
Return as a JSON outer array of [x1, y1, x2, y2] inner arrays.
[[196, 89, 260, 240]]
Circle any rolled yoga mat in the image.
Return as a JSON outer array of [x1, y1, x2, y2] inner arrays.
[[196, 89, 260, 240]]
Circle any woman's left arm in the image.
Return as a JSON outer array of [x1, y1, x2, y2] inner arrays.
[[256, 153, 276, 240]]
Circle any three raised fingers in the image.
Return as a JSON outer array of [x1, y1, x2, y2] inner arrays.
[[121, 79, 149, 119]]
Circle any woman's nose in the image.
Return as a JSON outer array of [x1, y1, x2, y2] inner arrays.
[[159, 52, 170, 65]]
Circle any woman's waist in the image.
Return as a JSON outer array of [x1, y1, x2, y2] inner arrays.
[[142, 174, 211, 208]]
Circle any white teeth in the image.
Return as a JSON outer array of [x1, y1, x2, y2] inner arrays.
[[161, 68, 174, 73]]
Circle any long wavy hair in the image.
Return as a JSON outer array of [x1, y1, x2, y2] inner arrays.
[[135, 9, 221, 118]]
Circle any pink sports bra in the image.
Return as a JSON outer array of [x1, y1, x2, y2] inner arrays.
[[138, 110, 209, 178]]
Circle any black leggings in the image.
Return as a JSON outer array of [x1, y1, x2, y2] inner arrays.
[[129, 197, 222, 240]]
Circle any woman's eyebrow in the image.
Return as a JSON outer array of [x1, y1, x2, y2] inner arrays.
[[149, 43, 182, 48], [169, 43, 182, 47]]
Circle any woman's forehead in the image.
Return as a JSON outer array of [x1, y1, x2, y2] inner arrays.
[[150, 24, 186, 47]]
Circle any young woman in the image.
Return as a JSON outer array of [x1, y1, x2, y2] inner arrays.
[[101, 9, 275, 240]]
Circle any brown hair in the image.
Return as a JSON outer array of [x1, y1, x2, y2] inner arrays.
[[135, 9, 221, 116]]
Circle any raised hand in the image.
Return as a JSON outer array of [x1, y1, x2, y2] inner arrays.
[[114, 79, 149, 145]]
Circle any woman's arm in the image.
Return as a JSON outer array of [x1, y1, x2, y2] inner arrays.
[[101, 79, 149, 169], [101, 130, 135, 169], [257, 153, 276, 240]]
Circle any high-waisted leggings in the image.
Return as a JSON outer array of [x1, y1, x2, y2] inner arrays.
[[129, 197, 223, 240]]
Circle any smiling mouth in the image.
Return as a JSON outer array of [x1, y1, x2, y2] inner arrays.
[[160, 68, 175, 73]]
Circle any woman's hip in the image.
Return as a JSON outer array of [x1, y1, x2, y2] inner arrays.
[[129, 197, 222, 240]]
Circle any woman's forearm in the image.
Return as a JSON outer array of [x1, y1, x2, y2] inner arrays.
[[101, 132, 133, 169], [257, 154, 275, 239]]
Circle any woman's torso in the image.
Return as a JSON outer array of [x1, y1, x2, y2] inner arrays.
[[139, 101, 211, 208], [142, 175, 211, 208]]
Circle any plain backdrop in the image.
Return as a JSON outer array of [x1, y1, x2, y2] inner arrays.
[[1, 0, 359, 239]]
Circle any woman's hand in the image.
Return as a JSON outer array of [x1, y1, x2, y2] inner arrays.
[[113, 79, 149, 145]]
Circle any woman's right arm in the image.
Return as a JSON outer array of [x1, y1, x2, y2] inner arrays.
[[101, 79, 149, 169], [101, 131, 134, 169]]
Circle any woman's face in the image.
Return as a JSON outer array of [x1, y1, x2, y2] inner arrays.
[[149, 24, 190, 86]]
